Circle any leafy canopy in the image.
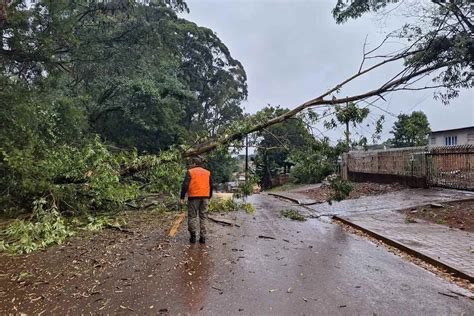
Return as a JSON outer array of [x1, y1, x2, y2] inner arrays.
[[1, 0, 247, 216], [390, 111, 431, 148]]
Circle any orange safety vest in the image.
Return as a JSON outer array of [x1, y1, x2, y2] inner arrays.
[[187, 167, 211, 197]]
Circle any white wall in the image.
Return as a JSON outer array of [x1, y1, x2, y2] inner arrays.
[[430, 129, 474, 147]]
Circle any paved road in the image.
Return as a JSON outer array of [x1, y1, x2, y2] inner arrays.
[[3, 194, 472, 314], [104, 194, 473, 314]]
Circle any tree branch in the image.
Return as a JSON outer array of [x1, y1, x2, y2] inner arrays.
[[184, 59, 456, 157]]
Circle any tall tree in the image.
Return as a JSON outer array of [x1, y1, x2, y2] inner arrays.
[[1, 0, 247, 153], [0, 0, 247, 212], [253, 107, 316, 189], [324, 102, 370, 148], [390, 111, 431, 148]]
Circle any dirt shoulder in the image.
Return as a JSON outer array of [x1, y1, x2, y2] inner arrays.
[[0, 210, 178, 313], [297, 182, 407, 203], [399, 199, 474, 232]]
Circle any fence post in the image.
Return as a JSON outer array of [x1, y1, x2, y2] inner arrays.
[[425, 151, 429, 187]]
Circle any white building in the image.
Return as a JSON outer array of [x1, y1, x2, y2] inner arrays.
[[429, 126, 474, 147]]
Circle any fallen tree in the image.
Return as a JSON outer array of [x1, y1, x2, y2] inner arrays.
[[184, 52, 453, 157], [185, 0, 472, 157]]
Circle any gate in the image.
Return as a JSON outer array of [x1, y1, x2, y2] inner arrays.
[[427, 145, 474, 190]]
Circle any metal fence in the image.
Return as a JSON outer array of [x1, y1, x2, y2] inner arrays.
[[342, 145, 474, 191], [427, 145, 474, 190]]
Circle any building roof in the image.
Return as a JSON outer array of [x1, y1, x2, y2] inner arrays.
[[430, 126, 474, 134]]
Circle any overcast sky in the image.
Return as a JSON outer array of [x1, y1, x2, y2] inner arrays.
[[182, 0, 473, 144]]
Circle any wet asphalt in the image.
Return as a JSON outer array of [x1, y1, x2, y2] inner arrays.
[[7, 193, 472, 315], [102, 193, 473, 315]]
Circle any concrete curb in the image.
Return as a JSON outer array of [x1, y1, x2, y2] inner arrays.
[[266, 193, 300, 204], [333, 215, 474, 283]]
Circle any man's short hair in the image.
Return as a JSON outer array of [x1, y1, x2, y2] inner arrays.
[[190, 155, 206, 166]]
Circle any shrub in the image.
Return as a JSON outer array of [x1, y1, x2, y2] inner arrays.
[[289, 145, 338, 184], [281, 209, 306, 221], [327, 176, 352, 203], [209, 197, 255, 214]]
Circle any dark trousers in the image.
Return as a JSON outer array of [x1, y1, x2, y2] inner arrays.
[[187, 198, 209, 238]]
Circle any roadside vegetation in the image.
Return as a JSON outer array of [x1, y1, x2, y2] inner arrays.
[[209, 197, 255, 214]]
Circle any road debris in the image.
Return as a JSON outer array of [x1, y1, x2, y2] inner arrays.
[[438, 292, 459, 299], [258, 235, 276, 240], [168, 213, 186, 237], [208, 216, 240, 227], [211, 286, 224, 295], [120, 304, 134, 311], [281, 209, 306, 221]]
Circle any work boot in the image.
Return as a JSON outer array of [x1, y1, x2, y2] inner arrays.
[[199, 236, 206, 244], [189, 233, 196, 244]]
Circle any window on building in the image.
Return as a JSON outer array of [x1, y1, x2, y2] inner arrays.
[[468, 132, 474, 141], [430, 137, 436, 145], [445, 135, 457, 146]]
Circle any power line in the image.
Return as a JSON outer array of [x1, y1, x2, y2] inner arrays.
[[360, 98, 398, 118], [406, 92, 431, 112]]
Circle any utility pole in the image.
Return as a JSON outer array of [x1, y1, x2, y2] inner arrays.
[[345, 120, 350, 149], [345, 101, 350, 150], [245, 134, 249, 181]]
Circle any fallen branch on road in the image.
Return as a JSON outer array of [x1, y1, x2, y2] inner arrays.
[[208, 216, 240, 227]]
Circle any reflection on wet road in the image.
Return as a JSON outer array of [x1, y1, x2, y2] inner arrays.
[[178, 246, 212, 313]]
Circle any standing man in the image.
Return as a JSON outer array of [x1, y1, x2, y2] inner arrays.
[[180, 157, 213, 244]]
